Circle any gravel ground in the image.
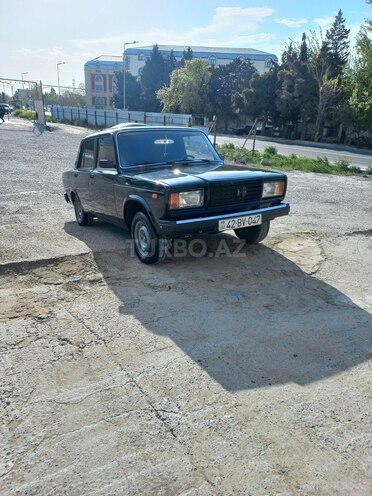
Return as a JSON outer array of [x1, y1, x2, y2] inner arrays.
[[0, 118, 371, 495]]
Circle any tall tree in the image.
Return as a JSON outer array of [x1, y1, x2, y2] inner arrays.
[[113, 71, 141, 110], [347, 25, 372, 132], [165, 49, 179, 83], [157, 59, 212, 115], [233, 64, 280, 134], [139, 45, 169, 112], [276, 43, 302, 137], [323, 9, 350, 79], [307, 14, 350, 142], [209, 58, 257, 131]]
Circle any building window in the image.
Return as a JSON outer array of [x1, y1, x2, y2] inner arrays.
[[209, 55, 217, 66], [95, 96, 106, 108], [124, 56, 130, 71], [95, 74, 104, 92], [138, 53, 145, 61], [265, 57, 273, 68]]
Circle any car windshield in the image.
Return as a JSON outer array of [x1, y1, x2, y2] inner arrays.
[[117, 129, 220, 168]]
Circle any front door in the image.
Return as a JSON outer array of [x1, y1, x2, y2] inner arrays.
[[89, 134, 118, 217]]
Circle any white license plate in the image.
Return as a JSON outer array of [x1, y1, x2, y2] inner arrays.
[[218, 214, 262, 231]]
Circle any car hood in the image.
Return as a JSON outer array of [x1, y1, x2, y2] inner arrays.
[[129, 162, 284, 188]]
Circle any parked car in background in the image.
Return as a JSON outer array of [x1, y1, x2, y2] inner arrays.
[[62, 124, 290, 264], [231, 124, 252, 136], [0, 103, 12, 114]]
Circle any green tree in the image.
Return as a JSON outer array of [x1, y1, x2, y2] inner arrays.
[[323, 9, 350, 78], [139, 44, 169, 112], [233, 64, 281, 134], [276, 35, 318, 138], [276, 43, 302, 137], [347, 26, 372, 132], [180, 47, 193, 66], [157, 59, 212, 115], [112, 71, 141, 110], [209, 58, 257, 132], [60, 90, 86, 107], [44, 87, 59, 106], [166, 49, 179, 78], [308, 11, 351, 140]]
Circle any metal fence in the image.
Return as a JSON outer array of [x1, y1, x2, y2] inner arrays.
[[51, 106, 192, 128]]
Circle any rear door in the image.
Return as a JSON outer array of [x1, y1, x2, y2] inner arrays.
[[75, 138, 96, 210]]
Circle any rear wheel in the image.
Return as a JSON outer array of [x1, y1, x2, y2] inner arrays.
[[74, 194, 93, 226], [131, 212, 167, 264], [234, 220, 270, 244]]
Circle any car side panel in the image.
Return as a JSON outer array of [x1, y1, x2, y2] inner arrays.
[[89, 170, 118, 217]]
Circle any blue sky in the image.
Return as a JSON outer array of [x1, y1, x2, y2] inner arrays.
[[1, 0, 370, 91]]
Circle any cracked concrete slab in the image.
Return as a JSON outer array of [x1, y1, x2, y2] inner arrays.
[[0, 119, 371, 495]]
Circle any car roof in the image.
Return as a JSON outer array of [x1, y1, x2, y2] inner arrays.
[[81, 125, 205, 140]]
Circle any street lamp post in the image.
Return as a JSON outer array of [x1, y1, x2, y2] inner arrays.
[[21, 72, 29, 89], [123, 40, 138, 111], [57, 62, 66, 98]]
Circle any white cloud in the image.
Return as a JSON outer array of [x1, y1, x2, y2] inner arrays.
[[71, 6, 276, 52], [231, 33, 276, 45], [16, 47, 65, 58], [312, 15, 335, 32], [274, 17, 308, 28], [189, 6, 275, 38]]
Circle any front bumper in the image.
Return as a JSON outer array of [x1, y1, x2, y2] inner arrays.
[[158, 203, 290, 237]]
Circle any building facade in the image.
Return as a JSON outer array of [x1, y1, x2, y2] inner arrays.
[[85, 45, 278, 109], [84, 55, 123, 110]]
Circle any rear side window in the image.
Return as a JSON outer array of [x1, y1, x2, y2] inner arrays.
[[79, 139, 95, 169], [97, 135, 117, 168]]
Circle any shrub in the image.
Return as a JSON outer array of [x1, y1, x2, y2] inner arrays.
[[334, 159, 351, 172], [263, 145, 278, 156], [12, 109, 35, 120]]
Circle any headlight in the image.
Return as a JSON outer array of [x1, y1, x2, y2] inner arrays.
[[168, 190, 204, 209], [262, 181, 285, 198]]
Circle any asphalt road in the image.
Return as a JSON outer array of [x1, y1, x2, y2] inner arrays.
[[213, 134, 372, 170], [1, 118, 371, 496]]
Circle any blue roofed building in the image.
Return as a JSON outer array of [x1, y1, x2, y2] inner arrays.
[[85, 45, 278, 109]]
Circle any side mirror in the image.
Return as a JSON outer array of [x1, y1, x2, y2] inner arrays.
[[218, 152, 225, 162], [98, 159, 115, 169]]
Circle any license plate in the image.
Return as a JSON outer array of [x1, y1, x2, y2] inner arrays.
[[218, 214, 262, 231]]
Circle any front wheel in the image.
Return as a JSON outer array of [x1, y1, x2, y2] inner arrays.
[[131, 212, 167, 264], [234, 220, 270, 244], [74, 194, 93, 226]]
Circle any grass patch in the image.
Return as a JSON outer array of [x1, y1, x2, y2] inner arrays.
[[216, 143, 369, 177], [12, 109, 59, 124], [12, 109, 35, 120]]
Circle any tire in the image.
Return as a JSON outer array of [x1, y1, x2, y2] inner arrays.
[[131, 212, 167, 264], [74, 194, 93, 226], [234, 220, 270, 244]]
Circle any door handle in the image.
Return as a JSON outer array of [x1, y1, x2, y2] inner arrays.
[[89, 173, 95, 178], [74, 172, 78, 177]]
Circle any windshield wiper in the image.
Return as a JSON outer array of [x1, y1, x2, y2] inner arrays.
[[171, 158, 215, 165], [126, 161, 175, 167]]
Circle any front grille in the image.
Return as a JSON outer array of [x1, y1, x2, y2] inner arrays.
[[209, 179, 263, 207]]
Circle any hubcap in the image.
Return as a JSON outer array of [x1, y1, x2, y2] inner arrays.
[[135, 221, 152, 257]]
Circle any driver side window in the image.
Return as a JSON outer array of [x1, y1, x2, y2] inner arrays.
[[97, 135, 117, 168]]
